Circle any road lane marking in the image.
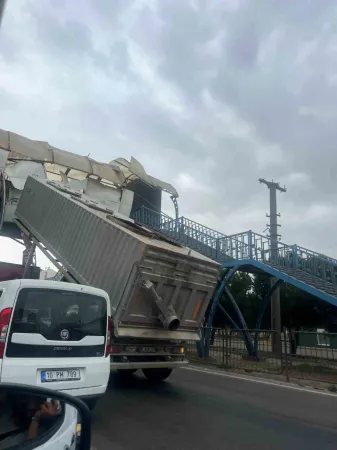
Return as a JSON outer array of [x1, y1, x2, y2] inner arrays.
[[182, 366, 337, 398]]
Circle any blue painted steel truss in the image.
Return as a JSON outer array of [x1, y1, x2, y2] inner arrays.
[[202, 266, 254, 357]]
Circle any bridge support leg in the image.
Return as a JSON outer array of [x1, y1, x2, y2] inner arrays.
[[271, 278, 282, 356], [203, 267, 254, 357], [197, 301, 242, 358], [202, 267, 237, 357], [253, 278, 283, 358], [225, 287, 254, 356], [22, 233, 36, 278]]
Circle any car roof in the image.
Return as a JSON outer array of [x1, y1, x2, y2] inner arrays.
[[0, 279, 109, 299]]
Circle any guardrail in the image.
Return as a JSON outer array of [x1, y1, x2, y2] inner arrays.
[[185, 328, 337, 385]]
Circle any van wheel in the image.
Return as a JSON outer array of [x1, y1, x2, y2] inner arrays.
[[142, 368, 172, 382], [84, 399, 98, 411]]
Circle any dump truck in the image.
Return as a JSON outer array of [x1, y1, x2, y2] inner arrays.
[[12, 176, 221, 381]]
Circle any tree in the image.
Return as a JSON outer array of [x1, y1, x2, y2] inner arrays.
[[211, 271, 337, 331], [211, 271, 261, 329]]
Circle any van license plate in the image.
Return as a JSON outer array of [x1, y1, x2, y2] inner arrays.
[[41, 369, 81, 382]]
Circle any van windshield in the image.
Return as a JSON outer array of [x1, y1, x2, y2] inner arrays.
[[6, 288, 107, 358]]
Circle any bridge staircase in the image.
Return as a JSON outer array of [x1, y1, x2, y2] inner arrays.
[[133, 206, 337, 307]]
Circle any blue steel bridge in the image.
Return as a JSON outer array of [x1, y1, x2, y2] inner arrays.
[[133, 206, 337, 355]]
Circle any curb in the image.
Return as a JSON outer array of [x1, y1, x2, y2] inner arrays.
[[186, 360, 337, 393]]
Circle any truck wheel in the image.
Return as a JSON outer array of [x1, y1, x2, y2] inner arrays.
[[142, 368, 172, 382]]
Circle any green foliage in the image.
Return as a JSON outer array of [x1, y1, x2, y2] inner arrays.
[[212, 271, 337, 331]]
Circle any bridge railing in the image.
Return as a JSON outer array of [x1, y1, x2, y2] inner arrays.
[[133, 207, 337, 286], [133, 206, 174, 232], [218, 230, 337, 266], [218, 232, 337, 286], [295, 244, 337, 265], [179, 216, 225, 240], [133, 206, 225, 240], [133, 207, 223, 257]]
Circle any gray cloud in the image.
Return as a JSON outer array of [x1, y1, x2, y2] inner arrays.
[[1, 0, 337, 259]]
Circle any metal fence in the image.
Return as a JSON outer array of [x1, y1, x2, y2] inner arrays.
[[185, 328, 337, 385]]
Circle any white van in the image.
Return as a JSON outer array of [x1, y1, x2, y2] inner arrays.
[[0, 279, 111, 410]]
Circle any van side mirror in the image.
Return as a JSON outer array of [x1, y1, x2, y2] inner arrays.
[[0, 383, 91, 450]]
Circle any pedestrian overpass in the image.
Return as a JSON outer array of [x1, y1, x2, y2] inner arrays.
[[133, 206, 337, 356], [133, 206, 337, 317]]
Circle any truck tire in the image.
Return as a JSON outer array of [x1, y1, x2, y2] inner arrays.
[[142, 368, 172, 382]]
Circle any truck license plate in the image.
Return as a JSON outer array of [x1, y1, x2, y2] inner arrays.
[[41, 369, 81, 382], [141, 347, 156, 353]]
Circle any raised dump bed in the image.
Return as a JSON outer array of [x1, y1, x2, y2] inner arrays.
[[15, 176, 221, 341]]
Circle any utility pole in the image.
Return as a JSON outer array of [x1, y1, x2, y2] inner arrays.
[[259, 178, 286, 356], [0, 0, 7, 28]]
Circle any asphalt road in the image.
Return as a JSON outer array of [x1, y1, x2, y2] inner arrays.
[[91, 368, 337, 450]]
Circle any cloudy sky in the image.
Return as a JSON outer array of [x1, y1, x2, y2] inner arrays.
[[1, 0, 337, 268]]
